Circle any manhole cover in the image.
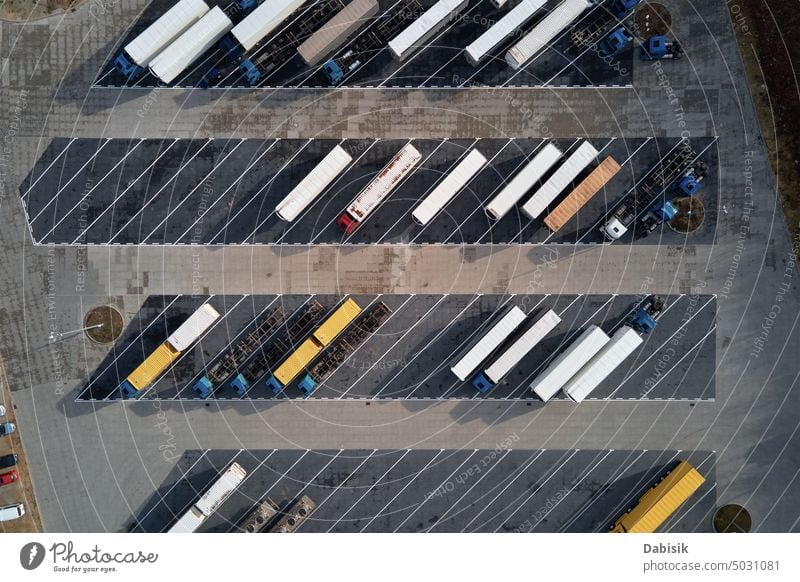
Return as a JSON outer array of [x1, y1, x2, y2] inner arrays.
[[669, 196, 705, 233], [713, 504, 752, 533], [635, 3, 672, 37], [84, 305, 124, 344]]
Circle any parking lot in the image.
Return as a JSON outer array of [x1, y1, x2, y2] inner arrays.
[[130, 448, 716, 533], [21, 137, 718, 245], [77, 293, 716, 402], [94, 0, 634, 90]]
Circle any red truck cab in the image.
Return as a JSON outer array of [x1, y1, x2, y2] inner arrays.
[[336, 212, 359, 235]]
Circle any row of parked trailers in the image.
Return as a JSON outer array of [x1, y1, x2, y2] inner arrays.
[[116, 0, 611, 85], [273, 139, 620, 234], [450, 296, 664, 400]]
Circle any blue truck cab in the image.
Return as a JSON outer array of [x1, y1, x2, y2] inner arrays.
[[297, 375, 317, 396], [229, 374, 249, 397], [119, 380, 139, 398], [322, 59, 344, 85], [239, 59, 262, 85], [676, 174, 704, 196], [193, 376, 214, 399], [610, 0, 640, 17], [264, 375, 283, 394], [471, 372, 495, 394], [114, 52, 142, 79], [599, 27, 633, 57]]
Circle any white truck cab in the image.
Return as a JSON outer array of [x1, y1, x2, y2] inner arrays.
[[0, 503, 25, 522]]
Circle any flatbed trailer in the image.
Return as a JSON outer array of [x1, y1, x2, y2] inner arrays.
[[267, 495, 317, 533]]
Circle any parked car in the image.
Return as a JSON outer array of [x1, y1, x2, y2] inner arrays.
[[0, 503, 25, 522], [0, 454, 18, 468], [0, 404, 5, 416], [0, 422, 15, 436], [0, 470, 18, 486]]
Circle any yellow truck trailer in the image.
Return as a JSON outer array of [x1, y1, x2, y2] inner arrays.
[[544, 156, 621, 233], [120, 342, 180, 397], [265, 298, 362, 393], [610, 460, 705, 533]]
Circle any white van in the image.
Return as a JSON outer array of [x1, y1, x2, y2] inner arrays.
[[0, 503, 25, 522]]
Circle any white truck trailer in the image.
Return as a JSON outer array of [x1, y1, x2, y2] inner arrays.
[[530, 324, 610, 402], [337, 143, 422, 234], [224, 0, 305, 54], [472, 309, 561, 393], [563, 326, 643, 402], [520, 140, 599, 220], [115, 0, 210, 77], [275, 145, 353, 222], [485, 143, 562, 221], [168, 462, 247, 533], [412, 149, 487, 226], [388, 0, 469, 61], [465, 0, 546, 65], [149, 6, 234, 84], [298, 0, 379, 66], [167, 303, 221, 352], [450, 305, 527, 382], [505, 0, 592, 70]]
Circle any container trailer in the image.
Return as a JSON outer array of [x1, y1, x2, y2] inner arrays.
[[275, 145, 353, 222], [530, 324, 610, 402], [472, 309, 561, 393], [610, 461, 705, 533], [388, 0, 468, 61], [562, 325, 643, 402], [543, 155, 620, 232], [221, 0, 306, 56], [412, 149, 487, 226], [520, 140, 599, 220], [168, 462, 247, 533], [485, 143, 562, 221], [114, 0, 210, 77], [505, 0, 592, 70], [337, 144, 422, 234], [450, 306, 527, 382], [464, 0, 546, 65], [298, 0, 379, 66]]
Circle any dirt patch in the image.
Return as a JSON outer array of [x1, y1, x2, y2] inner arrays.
[[1, 0, 83, 22], [634, 3, 672, 37], [670, 196, 705, 233], [733, 2, 800, 257], [713, 504, 752, 533], [0, 356, 42, 533], [84, 305, 124, 344]]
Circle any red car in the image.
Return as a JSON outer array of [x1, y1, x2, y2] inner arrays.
[[0, 469, 18, 486]]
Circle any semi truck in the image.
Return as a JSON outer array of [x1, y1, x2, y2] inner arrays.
[[640, 35, 683, 60], [265, 298, 362, 393], [388, 0, 468, 61], [610, 460, 705, 533], [236, 498, 280, 532], [465, 0, 547, 65], [638, 199, 677, 236], [472, 309, 562, 393], [238, 0, 346, 85], [627, 295, 665, 334], [120, 303, 221, 398], [229, 302, 326, 396], [601, 142, 698, 240], [562, 325, 643, 402], [193, 306, 287, 398], [322, 0, 424, 84], [505, 0, 592, 70], [168, 462, 247, 533], [114, 0, 210, 78], [485, 143, 562, 221], [337, 144, 422, 234], [521, 140, 600, 220], [149, 4, 249, 84], [298, 302, 392, 395], [530, 324, 610, 402], [412, 149, 487, 226], [450, 306, 527, 382], [275, 145, 354, 222], [220, 0, 306, 57], [543, 156, 620, 233], [298, 0, 379, 66]]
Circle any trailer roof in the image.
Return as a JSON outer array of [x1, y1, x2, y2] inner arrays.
[[465, 0, 546, 65], [506, 0, 591, 69], [297, 0, 379, 66], [124, 0, 210, 68], [412, 149, 487, 226], [388, 0, 466, 60], [231, 0, 305, 52], [450, 306, 527, 381]]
